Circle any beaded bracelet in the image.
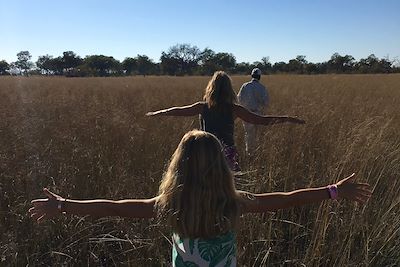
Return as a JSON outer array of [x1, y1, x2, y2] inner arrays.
[[57, 198, 66, 213], [327, 184, 338, 200]]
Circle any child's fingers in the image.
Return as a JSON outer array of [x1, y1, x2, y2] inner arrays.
[[356, 183, 370, 188], [31, 213, 43, 221], [361, 188, 373, 195], [31, 202, 46, 210], [355, 196, 368, 203], [30, 213, 40, 220], [29, 207, 44, 219], [31, 198, 47, 204], [361, 194, 371, 202], [356, 190, 372, 199], [29, 204, 47, 215], [356, 192, 371, 202], [354, 196, 362, 203], [36, 214, 47, 223], [357, 191, 372, 199], [359, 188, 373, 195]]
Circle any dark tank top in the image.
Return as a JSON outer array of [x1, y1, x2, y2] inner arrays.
[[200, 103, 235, 147]]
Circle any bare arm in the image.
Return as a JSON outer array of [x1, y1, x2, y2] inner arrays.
[[29, 188, 157, 223], [239, 173, 372, 213], [233, 104, 305, 125], [146, 102, 204, 117]]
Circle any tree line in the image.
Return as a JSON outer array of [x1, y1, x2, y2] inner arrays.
[[1, 44, 399, 77]]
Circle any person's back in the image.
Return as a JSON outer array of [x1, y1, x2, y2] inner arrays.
[[200, 103, 235, 147], [238, 79, 268, 113], [156, 130, 241, 266], [237, 68, 269, 155], [200, 104, 240, 171]]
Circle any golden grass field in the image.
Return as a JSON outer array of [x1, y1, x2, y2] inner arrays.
[[0, 74, 399, 266]]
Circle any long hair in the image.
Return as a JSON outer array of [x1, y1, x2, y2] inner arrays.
[[203, 71, 237, 112], [156, 130, 241, 238]]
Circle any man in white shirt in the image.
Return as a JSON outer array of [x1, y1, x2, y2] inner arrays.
[[237, 68, 269, 156]]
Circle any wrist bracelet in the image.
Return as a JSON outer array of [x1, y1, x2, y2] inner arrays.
[[327, 184, 338, 200], [57, 198, 66, 213]]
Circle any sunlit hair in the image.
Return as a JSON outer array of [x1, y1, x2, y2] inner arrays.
[[203, 71, 237, 112], [156, 130, 241, 238]]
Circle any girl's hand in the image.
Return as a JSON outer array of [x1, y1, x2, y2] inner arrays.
[[29, 188, 64, 223], [336, 173, 372, 203]]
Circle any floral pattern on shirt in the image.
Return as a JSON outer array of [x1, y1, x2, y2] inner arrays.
[[172, 232, 236, 267]]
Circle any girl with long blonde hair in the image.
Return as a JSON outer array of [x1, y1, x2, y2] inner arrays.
[[30, 130, 372, 266], [146, 71, 305, 171]]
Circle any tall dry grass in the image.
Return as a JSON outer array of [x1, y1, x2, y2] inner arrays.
[[0, 74, 399, 266]]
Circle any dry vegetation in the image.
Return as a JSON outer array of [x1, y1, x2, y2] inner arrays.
[[0, 74, 399, 266]]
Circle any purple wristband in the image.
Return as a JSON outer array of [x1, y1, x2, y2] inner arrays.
[[327, 184, 338, 200], [57, 198, 66, 213]]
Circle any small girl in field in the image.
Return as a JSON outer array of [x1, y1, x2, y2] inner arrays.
[[30, 130, 372, 267], [146, 71, 305, 171]]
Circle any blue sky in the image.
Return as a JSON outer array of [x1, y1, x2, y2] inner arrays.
[[1, 0, 399, 64]]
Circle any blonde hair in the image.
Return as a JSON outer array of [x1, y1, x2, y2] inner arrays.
[[156, 130, 240, 238], [203, 71, 237, 111]]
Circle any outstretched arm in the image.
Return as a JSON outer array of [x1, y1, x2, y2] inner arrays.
[[233, 104, 305, 125], [146, 102, 204, 117], [29, 188, 157, 223], [240, 173, 372, 213]]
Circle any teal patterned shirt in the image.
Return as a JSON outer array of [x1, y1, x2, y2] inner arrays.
[[172, 231, 236, 267]]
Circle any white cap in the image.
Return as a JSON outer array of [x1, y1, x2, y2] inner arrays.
[[251, 68, 261, 76]]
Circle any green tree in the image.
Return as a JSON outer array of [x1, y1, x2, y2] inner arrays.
[[161, 44, 201, 75], [62, 51, 83, 74], [83, 55, 122, 76], [160, 52, 181, 75], [136, 55, 156, 76], [36, 55, 54, 75], [50, 57, 65, 75], [327, 53, 355, 73], [234, 62, 251, 74], [356, 54, 393, 73], [198, 48, 216, 75], [260, 57, 272, 73], [286, 55, 307, 73], [122, 57, 137, 75], [378, 57, 394, 73], [213, 53, 236, 72], [15, 51, 34, 75], [252, 57, 272, 74], [273, 61, 288, 73], [305, 62, 318, 74], [0, 60, 9, 75], [198, 49, 236, 75]]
